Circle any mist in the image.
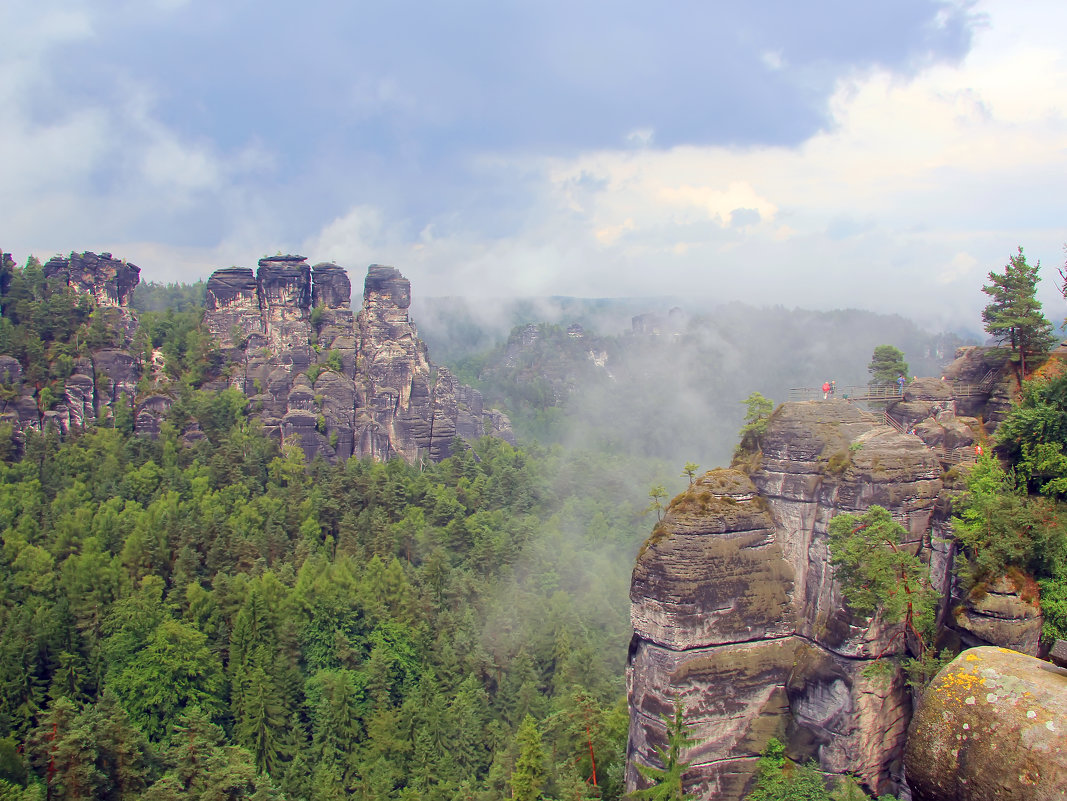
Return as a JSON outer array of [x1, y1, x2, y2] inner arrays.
[[415, 295, 979, 470]]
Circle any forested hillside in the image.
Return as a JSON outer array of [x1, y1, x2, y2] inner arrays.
[[0, 256, 676, 800]]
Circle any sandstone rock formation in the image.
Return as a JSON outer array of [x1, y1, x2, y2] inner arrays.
[[628, 400, 946, 799], [951, 575, 1043, 656], [202, 258, 513, 463], [0, 250, 511, 464], [43, 251, 140, 309], [205, 267, 265, 348], [905, 647, 1067, 800], [625, 337, 1062, 799]]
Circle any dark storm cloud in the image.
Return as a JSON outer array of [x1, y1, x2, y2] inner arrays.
[[44, 1, 976, 180]]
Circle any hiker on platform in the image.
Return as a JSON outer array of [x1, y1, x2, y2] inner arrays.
[[822, 380, 831, 400], [897, 373, 905, 395]]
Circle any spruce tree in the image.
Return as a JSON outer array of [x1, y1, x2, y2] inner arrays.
[[631, 700, 696, 800], [510, 714, 545, 801]]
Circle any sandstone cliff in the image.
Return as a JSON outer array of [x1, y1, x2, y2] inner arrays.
[[1, 251, 512, 465], [626, 346, 1049, 799], [628, 401, 942, 798], [202, 257, 513, 463]]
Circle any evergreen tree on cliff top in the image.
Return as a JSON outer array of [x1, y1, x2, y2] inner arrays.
[[982, 247, 1056, 384], [867, 345, 908, 388]]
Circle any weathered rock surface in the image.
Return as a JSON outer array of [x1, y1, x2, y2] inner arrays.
[[952, 576, 1043, 657], [906, 647, 1067, 800], [205, 267, 265, 348], [257, 256, 313, 353], [43, 251, 140, 308], [628, 401, 944, 799], [199, 259, 514, 464], [0, 250, 511, 466]]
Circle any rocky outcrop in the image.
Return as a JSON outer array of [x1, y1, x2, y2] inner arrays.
[[43, 252, 140, 308], [257, 256, 313, 353], [205, 268, 265, 348], [940, 346, 1016, 425], [0, 250, 511, 464], [952, 576, 1043, 656], [906, 647, 1067, 800], [628, 401, 945, 799], [201, 259, 514, 464]]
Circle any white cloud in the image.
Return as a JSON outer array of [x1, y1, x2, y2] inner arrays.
[[376, 0, 1067, 325]]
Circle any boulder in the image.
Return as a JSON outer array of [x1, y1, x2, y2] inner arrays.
[[906, 647, 1067, 800], [951, 576, 1043, 656]]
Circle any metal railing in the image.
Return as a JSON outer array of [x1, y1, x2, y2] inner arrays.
[[787, 372, 1000, 403]]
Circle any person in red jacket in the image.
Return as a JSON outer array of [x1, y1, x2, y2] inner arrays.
[[822, 380, 831, 400]]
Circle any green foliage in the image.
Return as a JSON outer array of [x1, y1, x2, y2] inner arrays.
[[735, 392, 775, 457], [745, 738, 829, 801], [867, 345, 908, 387], [982, 247, 1056, 381], [646, 484, 668, 521], [325, 349, 344, 373], [996, 370, 1067, 497], [131, 280, 206, 313], [630, 701, 696, 800], [510, 715, 546, 801], [828, 506, 938, 669], [681, 462, 699, 485], [0, 393, 648, 798]]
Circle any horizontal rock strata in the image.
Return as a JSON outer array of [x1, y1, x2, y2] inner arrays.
[[628, 401, 946, 800]]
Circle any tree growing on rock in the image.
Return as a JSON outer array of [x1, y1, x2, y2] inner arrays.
[[680, 462, 700, 485], [828, 506, 946, 687], [737, 393, 774, 449], [982, 247, 1056, 385], [631, 700, 695, 800], [646, 485, 668, 521]]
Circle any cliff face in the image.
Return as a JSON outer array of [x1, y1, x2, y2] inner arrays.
[[201, 258, 513, 463], [1, 251, 511, 465], [628, 401, 946, 799], [43, 251, 140, 309]]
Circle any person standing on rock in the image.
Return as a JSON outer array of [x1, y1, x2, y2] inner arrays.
[[822, 380, 831, 400], [897, 373, 906, 395]]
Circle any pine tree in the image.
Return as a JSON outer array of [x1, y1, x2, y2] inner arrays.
[[867, 346, 908, 388], [982, 247, 1056, 383]]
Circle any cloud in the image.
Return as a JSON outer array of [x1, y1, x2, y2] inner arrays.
[[2, 0, 1062, 337]]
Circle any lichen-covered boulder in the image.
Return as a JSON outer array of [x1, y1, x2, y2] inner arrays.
[[906, 647, 1067, 800]]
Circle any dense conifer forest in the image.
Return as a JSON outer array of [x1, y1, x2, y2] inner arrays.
[[0, 260, 671, 800]]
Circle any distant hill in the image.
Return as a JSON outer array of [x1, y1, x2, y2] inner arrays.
[[414, 296, 978, 467]]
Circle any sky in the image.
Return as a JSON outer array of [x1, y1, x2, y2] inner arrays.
[[2, 0, 1066, 332]]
